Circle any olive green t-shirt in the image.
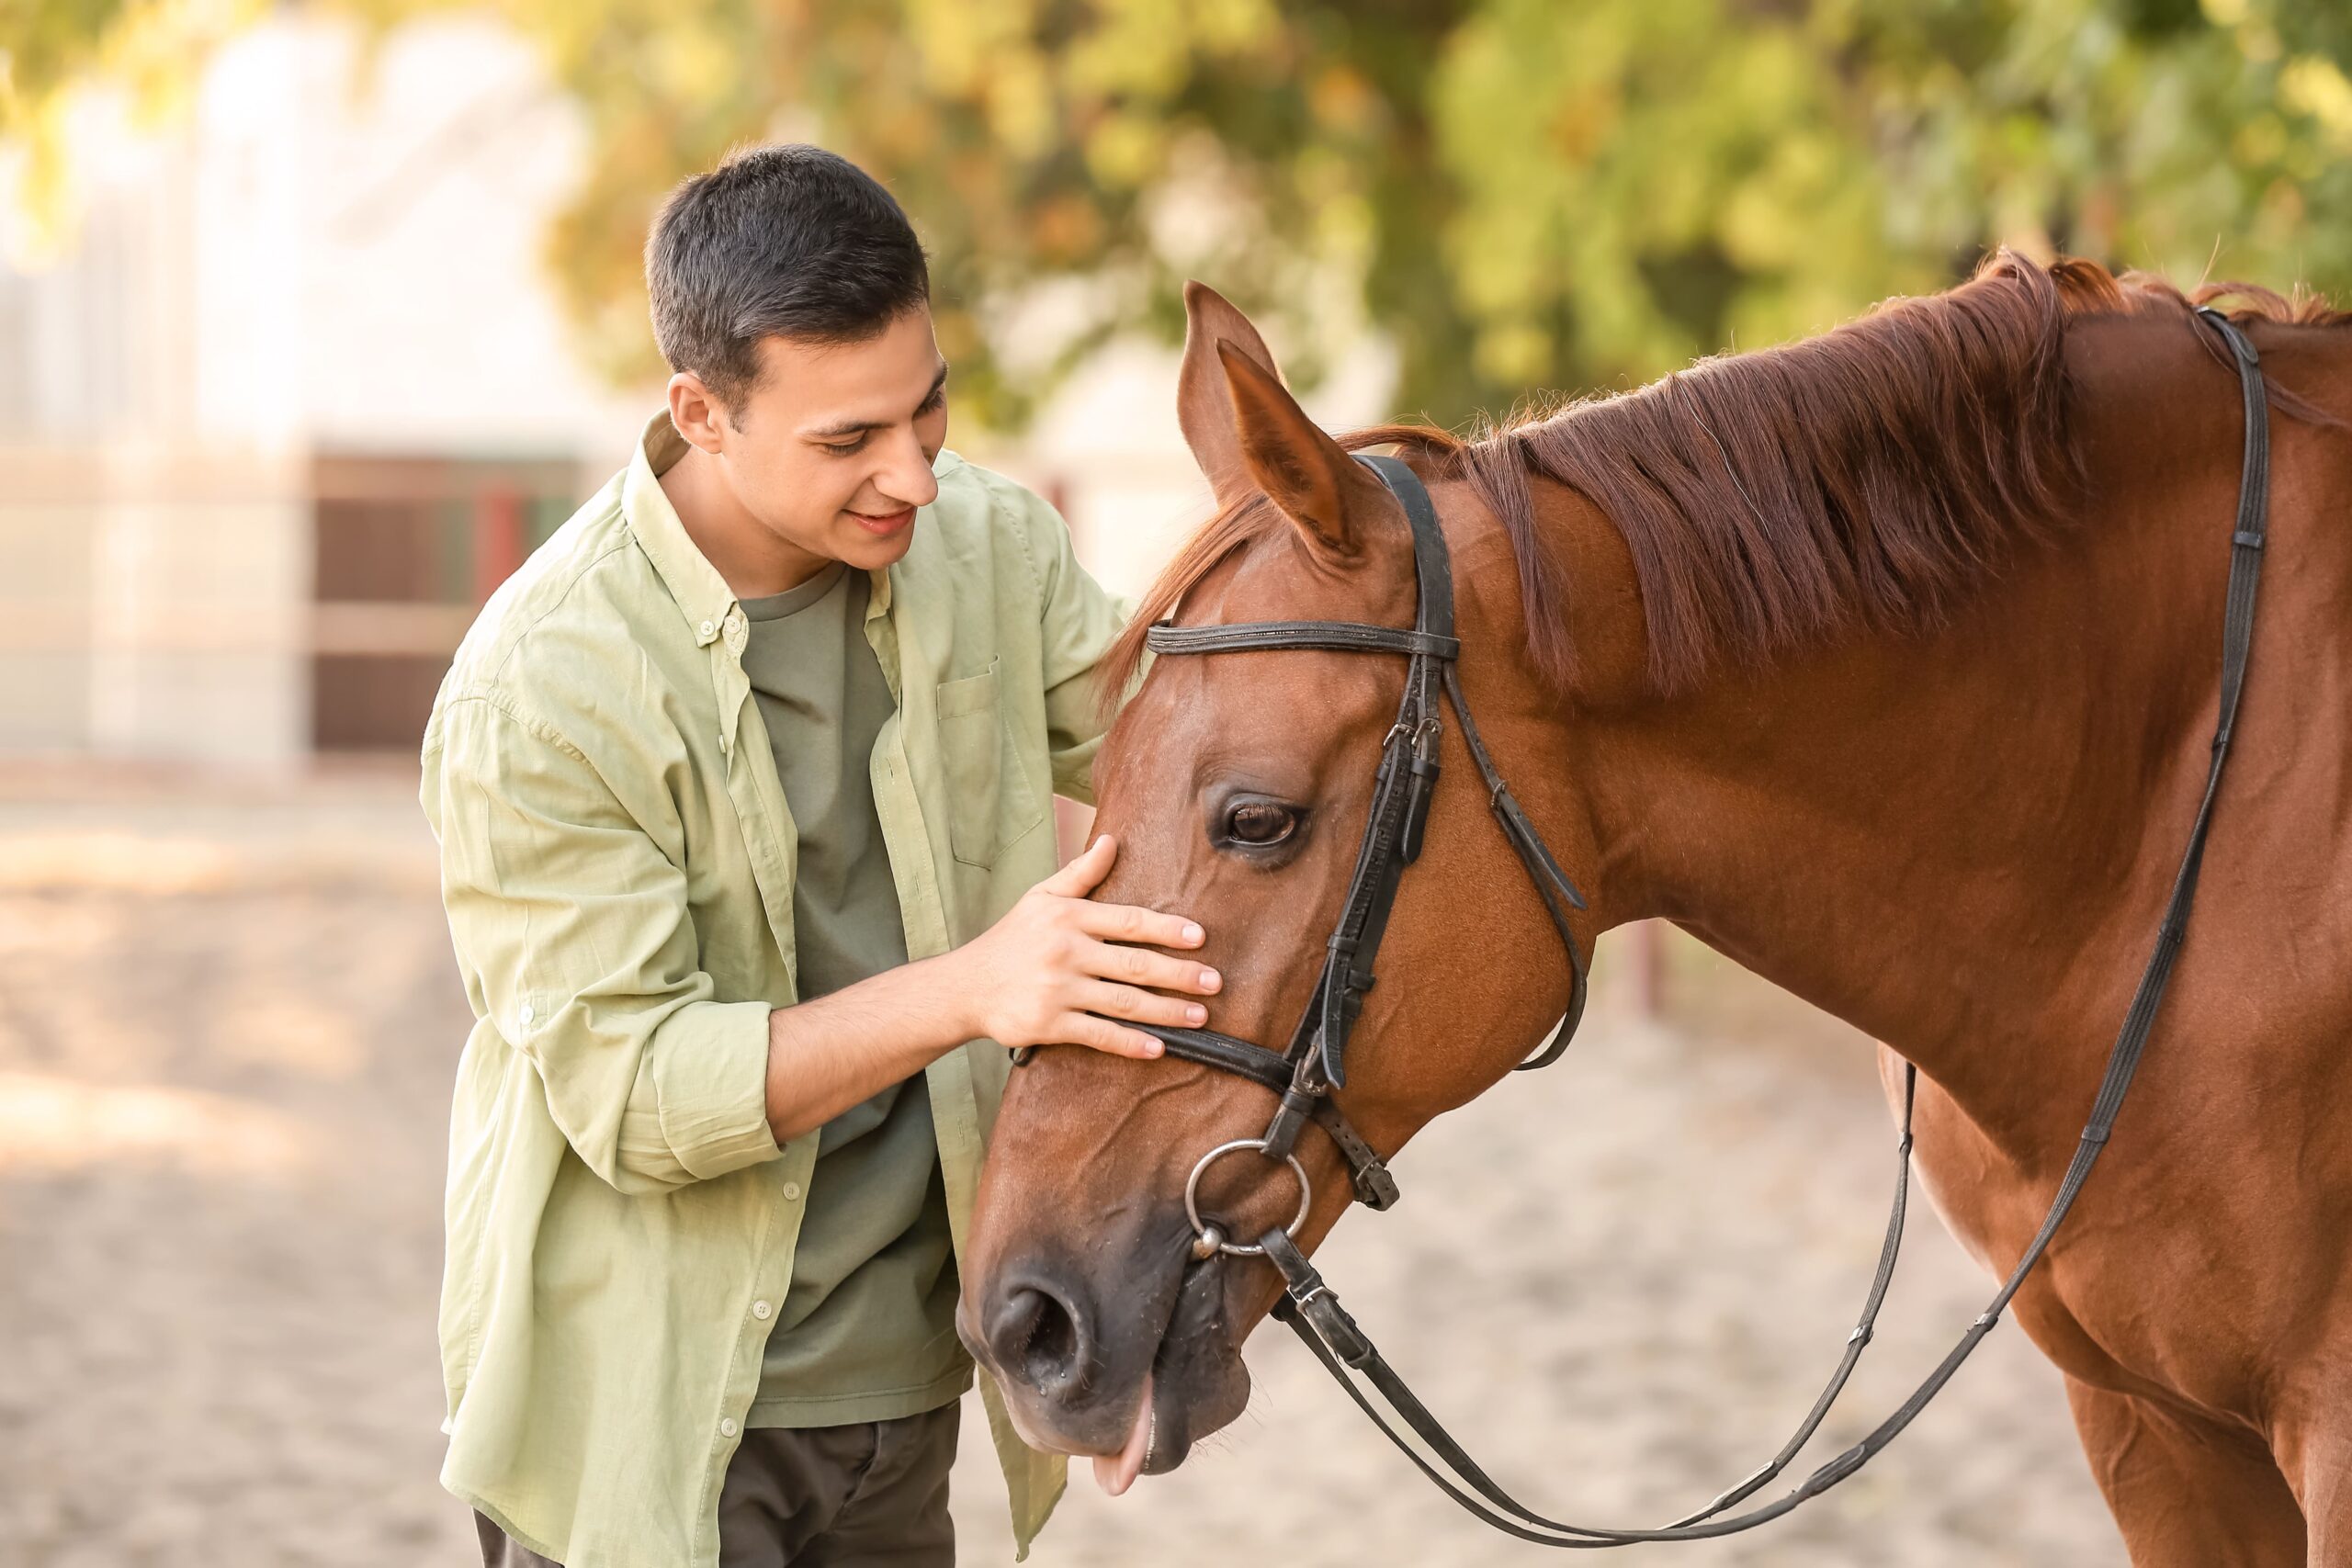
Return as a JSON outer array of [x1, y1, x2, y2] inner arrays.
[[737, 561, 970, 1427]]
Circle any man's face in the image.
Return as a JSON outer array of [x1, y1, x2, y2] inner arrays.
[[681, 306, 951, 576]]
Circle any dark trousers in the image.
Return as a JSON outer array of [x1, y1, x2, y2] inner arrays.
[[476, 1402, 960, 1568]]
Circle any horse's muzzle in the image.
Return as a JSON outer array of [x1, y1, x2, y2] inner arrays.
[[960, 1225, 1253, 1483]]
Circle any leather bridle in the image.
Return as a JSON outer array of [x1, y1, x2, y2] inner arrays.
[[1131, 449, 1596, 1234], [1015, 309, 2271, 1544]]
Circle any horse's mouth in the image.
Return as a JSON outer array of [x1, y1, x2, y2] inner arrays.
[[1101, 1247, 1244, 1487], [983, 1245, 1249, 1490], [1128, 1241, 1241, 1476]]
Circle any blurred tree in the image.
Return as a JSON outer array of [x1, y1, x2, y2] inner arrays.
[[1433, 0, 2352, 399], [2, 0, 267, 245], [9, 0, 2350, 426]]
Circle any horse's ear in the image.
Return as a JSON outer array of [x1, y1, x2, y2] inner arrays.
[[1178, 282, 1282, 511], [1216, 341, 1395, 558]]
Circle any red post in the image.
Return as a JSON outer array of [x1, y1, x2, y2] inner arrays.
[[1631, 919, 1669, 1020], [473, 484, 526, 604]]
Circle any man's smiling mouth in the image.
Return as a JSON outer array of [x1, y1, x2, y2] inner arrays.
[[848, 505, 915, 536]]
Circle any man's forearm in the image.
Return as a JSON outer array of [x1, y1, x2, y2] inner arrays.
[[760, 835, 1218, 1146], [763, 952, 975, 1144]]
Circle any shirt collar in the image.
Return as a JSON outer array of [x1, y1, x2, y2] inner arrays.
[[623, 410, 739, 648], [623, 408, 898, 642]]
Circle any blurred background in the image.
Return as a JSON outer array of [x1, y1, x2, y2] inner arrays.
[[4, 0, 2346, 1562]]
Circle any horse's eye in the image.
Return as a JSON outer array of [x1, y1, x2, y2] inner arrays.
[[1226, 798, 1298, 846]]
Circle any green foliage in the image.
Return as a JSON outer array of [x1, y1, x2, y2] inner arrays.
[[10, 0, 2350, 427], [3, 0, 266, 246], [1431, 0, 2352, 409]]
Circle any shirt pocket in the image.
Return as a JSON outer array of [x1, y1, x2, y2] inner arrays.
[[936, 657, 1044, 868]]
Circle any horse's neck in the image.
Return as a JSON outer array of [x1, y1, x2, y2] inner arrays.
[[1546, 321, 2245, 1164]]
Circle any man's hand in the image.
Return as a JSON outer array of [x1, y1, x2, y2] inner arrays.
[[764, 835, 1213, 1142], [951, 834, 1218, 1059]]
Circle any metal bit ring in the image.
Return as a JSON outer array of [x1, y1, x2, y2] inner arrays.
[[1183, 1138, 1312, 1258]]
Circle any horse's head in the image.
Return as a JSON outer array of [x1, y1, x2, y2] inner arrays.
[[958, 285, 1597, 1487]]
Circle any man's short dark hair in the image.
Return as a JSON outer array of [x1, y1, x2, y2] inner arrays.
[[646, 144, 930, 410]]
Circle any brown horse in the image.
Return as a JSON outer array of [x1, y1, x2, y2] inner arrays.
[[957, 253, 2352, 1562]]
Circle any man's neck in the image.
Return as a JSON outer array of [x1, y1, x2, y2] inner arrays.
[[660, 444, 838, 600]]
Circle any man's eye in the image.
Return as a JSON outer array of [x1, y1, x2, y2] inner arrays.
[[1225, 799, 1298, 846], [821, 437, 868, 457]]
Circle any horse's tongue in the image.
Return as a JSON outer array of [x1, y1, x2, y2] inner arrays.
[[1091, 1372, 1154, 1497]]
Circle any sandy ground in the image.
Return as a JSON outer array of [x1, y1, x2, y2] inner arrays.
[[0, 764, 2125, 1566]]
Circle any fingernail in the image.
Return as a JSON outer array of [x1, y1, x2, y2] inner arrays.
[[1200, 968, 1221, 991], [1182, 923, 1204, 943], [1146, 1040, 1164, 1056], [1186, 1004, 1206, 1023]]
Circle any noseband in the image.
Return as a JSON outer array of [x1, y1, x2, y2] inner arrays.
[[1014, 310, 2270, 1545]]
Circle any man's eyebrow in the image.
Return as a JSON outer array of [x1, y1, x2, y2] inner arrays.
[[800, 362, 950, 441]]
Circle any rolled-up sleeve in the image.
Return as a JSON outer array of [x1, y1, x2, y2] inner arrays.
[[1017, 489, 1140, 805], [427, 693, 780, 1194]]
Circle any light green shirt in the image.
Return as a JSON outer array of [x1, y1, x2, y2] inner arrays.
[[732, 561, 966, 1427], [420, 412, 1126, 1568]]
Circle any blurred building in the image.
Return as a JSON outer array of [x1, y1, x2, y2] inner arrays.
[[0, 15, 1388, 767], [0, 17, 641, 765]]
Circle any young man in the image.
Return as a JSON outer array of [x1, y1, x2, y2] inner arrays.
[[420, 144, 1218, 1568]]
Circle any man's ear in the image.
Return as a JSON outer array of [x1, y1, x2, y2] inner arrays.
[[1217, 342, 1396, 558], [668, 372, 729, 455], [1177, 282, 1283, 511]]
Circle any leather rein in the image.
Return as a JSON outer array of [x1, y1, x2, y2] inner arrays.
[[1023, 308, 2272, 1543]]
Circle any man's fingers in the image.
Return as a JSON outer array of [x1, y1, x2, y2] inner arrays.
[[1036, 834, 1117, 897], [1076, 981, 1210, 1030], [1062, 1011, 1165, 1060], [1077, 941, 1220, 997], [1073, 899, 1205, 950]]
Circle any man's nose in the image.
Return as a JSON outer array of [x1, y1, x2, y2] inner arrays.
[[881, 433, 940, 511]]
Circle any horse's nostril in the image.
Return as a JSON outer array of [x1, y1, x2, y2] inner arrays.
[[990, 1283, 1091, 1394], [1021, 1292, 1079, 1387]]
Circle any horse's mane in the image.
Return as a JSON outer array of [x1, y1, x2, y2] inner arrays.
[[1104, 250, 2345, 697]]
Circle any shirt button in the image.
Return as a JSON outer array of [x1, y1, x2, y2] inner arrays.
[[751, 1299, 772, 1320], [699, 620, 716, 640], [517, 1003, 535, 1026], [781, 1181, 803, 1201], [719, 1417, 739, 1438]]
